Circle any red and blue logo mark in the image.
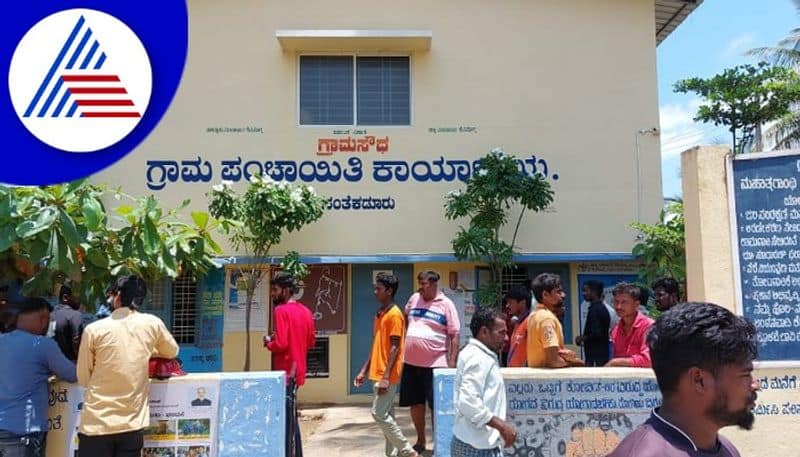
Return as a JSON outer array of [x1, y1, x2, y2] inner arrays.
[[3, 1, 187, 185], [24, 15, 142, 120]]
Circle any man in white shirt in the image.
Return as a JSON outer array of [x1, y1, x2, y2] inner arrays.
[[452, 307, 517, 457]]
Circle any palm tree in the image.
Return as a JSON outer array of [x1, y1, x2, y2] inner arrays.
[[749, 0, 800, 150]]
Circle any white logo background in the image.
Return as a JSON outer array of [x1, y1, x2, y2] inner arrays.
[[8, 9, 152, 153]]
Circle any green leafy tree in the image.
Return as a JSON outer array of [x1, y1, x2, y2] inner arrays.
[[207, 175, 326, 371], [445, 148, 554, 307], [0, 179, 222, 306], [629, 201, 686, 300], [674, 62, 800, 154], [747, 3, 800, 150]]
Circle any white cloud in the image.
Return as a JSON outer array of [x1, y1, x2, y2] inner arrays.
[[658, 98, 718, 158], [722, 32, 757, 59]]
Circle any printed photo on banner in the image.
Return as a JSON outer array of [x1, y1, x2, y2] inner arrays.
[[143, 447, 176, 457], [178, 419, 211, 440], [144, 419, 177, 441], [177, 445, 211, 457]]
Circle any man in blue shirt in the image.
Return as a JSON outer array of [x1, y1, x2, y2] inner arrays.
[[0, 297, 77, 457]]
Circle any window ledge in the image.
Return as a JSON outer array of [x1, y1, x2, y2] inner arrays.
[[276, 29, 432, 52]]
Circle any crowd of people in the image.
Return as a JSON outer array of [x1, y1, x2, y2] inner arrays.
[[0, 269, 760, 457]]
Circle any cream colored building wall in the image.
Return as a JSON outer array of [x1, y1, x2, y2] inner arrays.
[[92, 0, 662, 257], [683, 145, 800, 454]]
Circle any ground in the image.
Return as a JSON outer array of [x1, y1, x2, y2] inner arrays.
[[300, 404, 435, 456]]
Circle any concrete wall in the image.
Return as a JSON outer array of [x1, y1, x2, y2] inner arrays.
[[682, 145, 800, 455], [434, 367, 661, 456]]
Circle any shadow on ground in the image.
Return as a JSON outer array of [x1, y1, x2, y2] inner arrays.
[[301, 405, 436, 457]]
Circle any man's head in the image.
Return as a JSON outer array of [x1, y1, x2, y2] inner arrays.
[[270, 272, 297, 306], [649, 302, 759, 430], [469, 307, 508, 353], [59, 284, 79, 310], [612, 283, 642, 321], [652, 277, 680, 312], [582, 280, 604, 303], [113, 275, 147, 310], [374, 273, 398, 305], [504, 285, 530, 317], [14, 297, 51, 335], [196, 387, 206, 400], [531, 273, 564, 315], [417, 270, 440, 301]]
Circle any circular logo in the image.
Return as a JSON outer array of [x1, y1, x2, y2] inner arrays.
[[8, 8, 152, 153]]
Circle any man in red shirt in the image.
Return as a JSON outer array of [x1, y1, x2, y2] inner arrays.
[[606, 282, 654, 368], [264, 272, 316, 457]]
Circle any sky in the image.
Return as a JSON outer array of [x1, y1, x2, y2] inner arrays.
[[657, 0, 799, 198]]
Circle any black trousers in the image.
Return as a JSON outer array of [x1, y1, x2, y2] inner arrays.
[[286, 380, 303, 457], [77, 430, 143, 457]]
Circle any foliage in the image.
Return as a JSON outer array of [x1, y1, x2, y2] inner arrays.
[[0, 179, 222, 306], [445, 148, 554, 307], [207, 175, 327, 370], [629, 201, 685, 295], [674, 62, 800, 154]]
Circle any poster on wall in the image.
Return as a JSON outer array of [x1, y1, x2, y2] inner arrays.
[[144, 380, 220, 457], [438, 268, 476, 347], [274, 264, 348, 335], [224, 266, 268, 332]]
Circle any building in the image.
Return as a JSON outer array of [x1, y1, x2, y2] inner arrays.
[[92, 0, 701, 403]]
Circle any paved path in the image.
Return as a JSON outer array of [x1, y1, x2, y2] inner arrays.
[[301, 405, 436, 457]]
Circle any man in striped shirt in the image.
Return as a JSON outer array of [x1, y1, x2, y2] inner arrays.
[[400, 270, 460, 454]]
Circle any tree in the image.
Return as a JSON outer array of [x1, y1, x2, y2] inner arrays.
[[445, 148, 554, 307], [629, 200, 685, 299], [0, 179, 222, 306], [207, 175, 327, 371], [674, 62, 800, 154], [748, 3, 800, 149]]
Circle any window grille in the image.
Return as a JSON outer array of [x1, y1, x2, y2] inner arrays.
[[171, 273, 198, 345]]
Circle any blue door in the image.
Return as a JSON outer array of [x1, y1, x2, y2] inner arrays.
[[526, 264, 573, 343], [349, 264, 414, 395]]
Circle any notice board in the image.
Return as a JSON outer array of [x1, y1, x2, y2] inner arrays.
[[272, 264, 348, 335], [729, 151, 800, 361]]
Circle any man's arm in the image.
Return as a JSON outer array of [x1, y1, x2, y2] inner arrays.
[[446, 333, 460, 368], [544, 347, 569, 368], [376, 335, 402, 394], [445, 298, 461, 368], [154, 318, 179, 359], [266, 308, 288, 352], [76, 329, 93, 386], [44, 338, 77, 382]]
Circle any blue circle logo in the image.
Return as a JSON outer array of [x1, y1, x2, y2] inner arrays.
[[2, 1, 187, 185]]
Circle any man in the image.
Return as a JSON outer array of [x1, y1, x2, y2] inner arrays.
[[652, 277, 680, 312], [401, 270, 460, 454], [264, 272, 315, 457], [526, 273, 584, 368], [353, 273, 419, 457], [575, 280, 611, 367], [505, 285, 531, 367], [451, 307, 516, 456], [609, 302, 759, 456], [606, 283, 654, 368], [51, 284, 84, 361], [0, 297, 76, 457], [191, 387, 212, 406], [77, 275, 179, 457]]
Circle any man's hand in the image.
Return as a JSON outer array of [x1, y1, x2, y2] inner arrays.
[[558, 348, 579, 361], [353, 371, 366, 388], [574, 335, 585, 346], [377, 378, 390, 395], [499, 422, 517, 448]]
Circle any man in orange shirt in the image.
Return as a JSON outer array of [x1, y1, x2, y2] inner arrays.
[[505, 285, 531, 367], [526, 273, 585, 368], [354, 273, 419, 457]]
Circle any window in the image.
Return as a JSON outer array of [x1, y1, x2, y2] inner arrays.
[[171, 273, 198, 345], [299, 55, 410, 126]]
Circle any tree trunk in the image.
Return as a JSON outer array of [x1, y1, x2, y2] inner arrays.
[[243, 287, 252, 371]]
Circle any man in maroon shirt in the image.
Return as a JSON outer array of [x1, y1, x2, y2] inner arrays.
[[609, 302, 759, 457], [264, 272, 316, 457]]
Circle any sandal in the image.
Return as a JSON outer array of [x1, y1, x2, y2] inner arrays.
[[412, 443, 426, 454]]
